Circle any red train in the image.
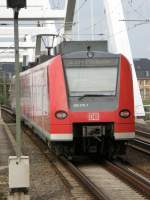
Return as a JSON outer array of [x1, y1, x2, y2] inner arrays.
[[10, 41, 135, 159]]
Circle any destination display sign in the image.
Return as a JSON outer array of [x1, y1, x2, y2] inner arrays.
[[64, 58, 118, 67]]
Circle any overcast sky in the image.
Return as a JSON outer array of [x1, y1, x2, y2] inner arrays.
[[50, 0, 150, 59]]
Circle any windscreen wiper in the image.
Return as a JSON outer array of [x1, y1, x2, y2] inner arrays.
[[78, 94, 112, 100]]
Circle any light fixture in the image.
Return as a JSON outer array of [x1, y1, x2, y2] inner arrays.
[[55, 111, 68, 119], [119, 109, 130, 118]]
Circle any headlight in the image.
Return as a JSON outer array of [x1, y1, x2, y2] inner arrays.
[[87, 51, 94, 58], [55, 111, 68, 119], [119, 109, 130, 118]]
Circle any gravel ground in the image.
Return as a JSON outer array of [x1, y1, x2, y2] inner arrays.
[[0, 169, 8, 200], [129, 122, 150, 174], [7, 124, 93, 200], [136, 121, 150, 133], [0, 127, 73, 200], [7, 124, 73, 200], [126, 146, 150, 174], [0, 123, 14, 200], [0, 110, 93, 200], [23, 133, 72, 200]]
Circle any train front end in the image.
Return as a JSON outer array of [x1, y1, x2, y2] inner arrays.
[[48, 50, 135, 158]]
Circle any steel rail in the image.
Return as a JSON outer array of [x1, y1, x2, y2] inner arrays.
[[128, 143, 150, 155], [126, 129, 150, 155], [105, 161, 150, 197], [1, 106, 14, 115], [60, 158, 150, 199], [21, 125, 111, 199], [135, 138, 150, 146], [136, 129, 150, 139], [22, 127, 109, 200], [60, 157, 111, 200]]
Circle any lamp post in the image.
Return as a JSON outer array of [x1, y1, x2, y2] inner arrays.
[[7, 0, 26, 158]]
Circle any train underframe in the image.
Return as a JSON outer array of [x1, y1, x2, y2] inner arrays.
[[50, 122, 127, 160]]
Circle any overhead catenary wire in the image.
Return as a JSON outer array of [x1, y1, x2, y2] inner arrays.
[[79, 1, 123, 34], [54, 0, 123, 39], [74, 0, 88, 17], [61, 19, 150, 42], [119, 19, 150, 22], [127, 0, 146, 19], [79, 0, 150, 37], [57, 0, 88, 36], [0, 44, 14, 55], [62, 21, 149, 41], [105, 21, 149, 41], [125, 0, 145, 16]]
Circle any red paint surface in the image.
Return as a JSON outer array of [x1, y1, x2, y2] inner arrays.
[[20, 54, 134, 140], [47, 54, 134, 136]]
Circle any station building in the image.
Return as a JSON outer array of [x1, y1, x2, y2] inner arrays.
[[134, 58, 150, 103]]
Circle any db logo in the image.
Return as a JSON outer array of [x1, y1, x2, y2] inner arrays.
[[88, 113, 100, 121]]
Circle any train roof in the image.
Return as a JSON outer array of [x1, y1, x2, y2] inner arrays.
[[62, 51, 119, 59], [56, 40, 108, 55]]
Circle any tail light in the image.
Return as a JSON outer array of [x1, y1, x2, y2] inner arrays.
[[55, 111, 68, 119], [119, 109, 130, 118]]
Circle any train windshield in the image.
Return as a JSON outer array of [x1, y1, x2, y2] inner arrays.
[[64, 58, 119, 97]]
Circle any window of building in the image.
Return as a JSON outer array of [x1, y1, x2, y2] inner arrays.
[[145, 80, 150, 85], [145, 88, 150, 99], [146, 71, 150, 77], [140, 89, 144, 98], [139, 80, 144, 87]]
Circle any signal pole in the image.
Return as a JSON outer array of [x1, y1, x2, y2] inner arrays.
[[7, 1, 30, 199], [13, 8, 21, 157], [3, 71, 7, 105]]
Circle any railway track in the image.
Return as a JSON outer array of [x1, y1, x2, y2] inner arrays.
[[1, 106, 150, 200], [16, 124, 150, 200], [17, 126, 150, 200], [127, 129, 150, 155], [136, 130, 150, 140], [61, 158, 150, 200]]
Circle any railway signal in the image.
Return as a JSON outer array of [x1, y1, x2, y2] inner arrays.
[[7, 0, 26, 9]]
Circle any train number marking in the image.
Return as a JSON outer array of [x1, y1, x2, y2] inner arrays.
[[88, 113, 100, 121], [73, 103, 89, 108]]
